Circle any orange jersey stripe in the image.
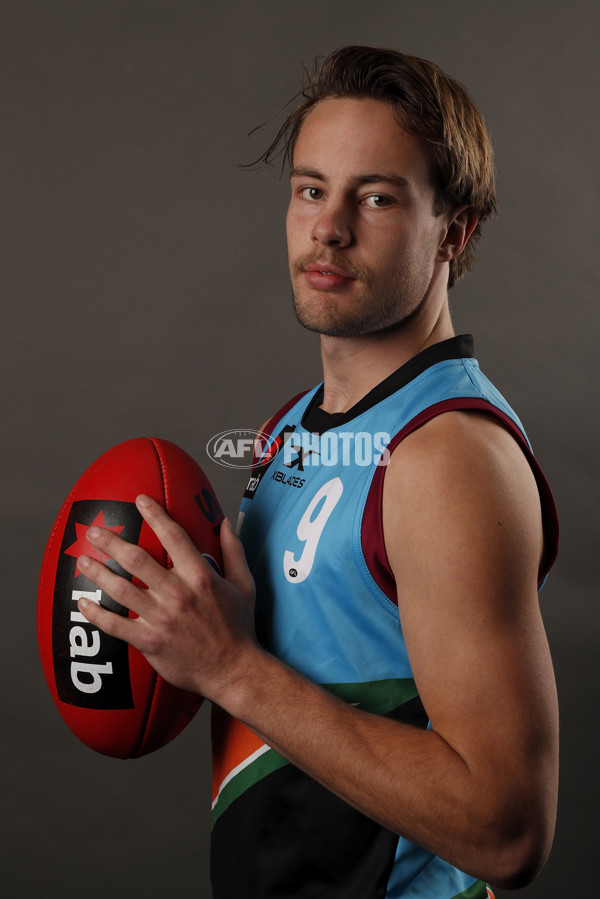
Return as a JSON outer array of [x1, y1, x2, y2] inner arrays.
[[211, 705, 267, 802]]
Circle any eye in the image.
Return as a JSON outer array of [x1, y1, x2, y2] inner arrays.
[[362, 194, 393, 209], [299, 186, 324, 201]]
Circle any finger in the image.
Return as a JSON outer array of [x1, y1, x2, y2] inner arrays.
[[220, 518, 255, 600], [135, 494, 207, 570], [77, 589, 145, 650], [86, 522, 170, 593], [78, 554, 148, 617]]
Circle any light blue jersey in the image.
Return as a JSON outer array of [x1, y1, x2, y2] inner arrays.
[[211, 336, 558, 899]]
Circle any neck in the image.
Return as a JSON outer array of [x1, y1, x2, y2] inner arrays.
[[318, 300, 454, 414]]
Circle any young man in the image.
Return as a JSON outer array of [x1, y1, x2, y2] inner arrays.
[[78, 47, 559, 898]]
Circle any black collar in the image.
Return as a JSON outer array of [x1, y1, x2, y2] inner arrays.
[[302, 335, 475, 435]]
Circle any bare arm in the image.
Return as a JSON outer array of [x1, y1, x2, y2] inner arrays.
[[380, 412, 558, 883], [78, 412, 558, 889]]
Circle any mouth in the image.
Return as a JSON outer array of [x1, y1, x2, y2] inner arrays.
[[303, 262, 354, 278], [301, 261, 356, 291]]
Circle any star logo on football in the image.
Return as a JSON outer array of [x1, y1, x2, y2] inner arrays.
[[64, 511, 125, 577]]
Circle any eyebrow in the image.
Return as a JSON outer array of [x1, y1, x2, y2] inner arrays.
[[289, 166, 414, 195]]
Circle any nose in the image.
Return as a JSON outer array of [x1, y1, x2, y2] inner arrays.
[[310, 198, 353, 248]]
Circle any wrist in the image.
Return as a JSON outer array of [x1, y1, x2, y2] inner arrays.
[[209, 640, 275, 719]]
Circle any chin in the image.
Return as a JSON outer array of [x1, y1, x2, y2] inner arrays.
[[292, 295, 412, 339], [294, 306, 364, 338]]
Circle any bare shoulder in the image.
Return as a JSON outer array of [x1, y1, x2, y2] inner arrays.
[[383, 409, 544, 581], [386, 409, 540, 503]]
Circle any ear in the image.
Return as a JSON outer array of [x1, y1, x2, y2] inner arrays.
[[436, 206, 479, 263]]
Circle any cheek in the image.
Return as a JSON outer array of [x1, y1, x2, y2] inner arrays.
[[285, 209, 295, 258], [286, 205, 313, 259], [371, 230, 411, 271], [286, 205, 300, 246], [391, 220, 439, 267]]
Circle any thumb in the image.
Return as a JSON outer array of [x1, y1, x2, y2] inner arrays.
[[220, 517, 255, 600]]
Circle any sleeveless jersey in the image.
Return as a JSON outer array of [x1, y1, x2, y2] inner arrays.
[[210, 335, 558, 899]]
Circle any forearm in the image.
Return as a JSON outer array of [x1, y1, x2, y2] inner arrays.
[[218, 645, 545, 889]]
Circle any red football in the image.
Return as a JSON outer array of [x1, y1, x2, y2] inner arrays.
[[37, 437, 224, 759]]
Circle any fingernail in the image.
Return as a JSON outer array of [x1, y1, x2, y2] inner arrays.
[[78, 555, 91, 570], [87, 527, 101, 540], [137, 494, 151, 507]]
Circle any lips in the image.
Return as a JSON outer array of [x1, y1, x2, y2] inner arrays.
[[302, 261, 355, 291]]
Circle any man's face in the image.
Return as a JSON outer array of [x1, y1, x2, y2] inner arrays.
[[286, 97, 449, 338]]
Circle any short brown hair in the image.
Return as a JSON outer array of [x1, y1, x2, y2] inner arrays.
[[255, 46, 498, 288]]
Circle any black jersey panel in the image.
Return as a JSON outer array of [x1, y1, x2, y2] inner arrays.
[[211, 696, 429, 899], [211, 761, 398, 899]]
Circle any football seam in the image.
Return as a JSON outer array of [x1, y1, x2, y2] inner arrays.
[[131, 437, 170, 758]]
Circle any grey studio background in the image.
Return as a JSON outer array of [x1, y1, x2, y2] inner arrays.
[[2, 1, 597, 897]]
